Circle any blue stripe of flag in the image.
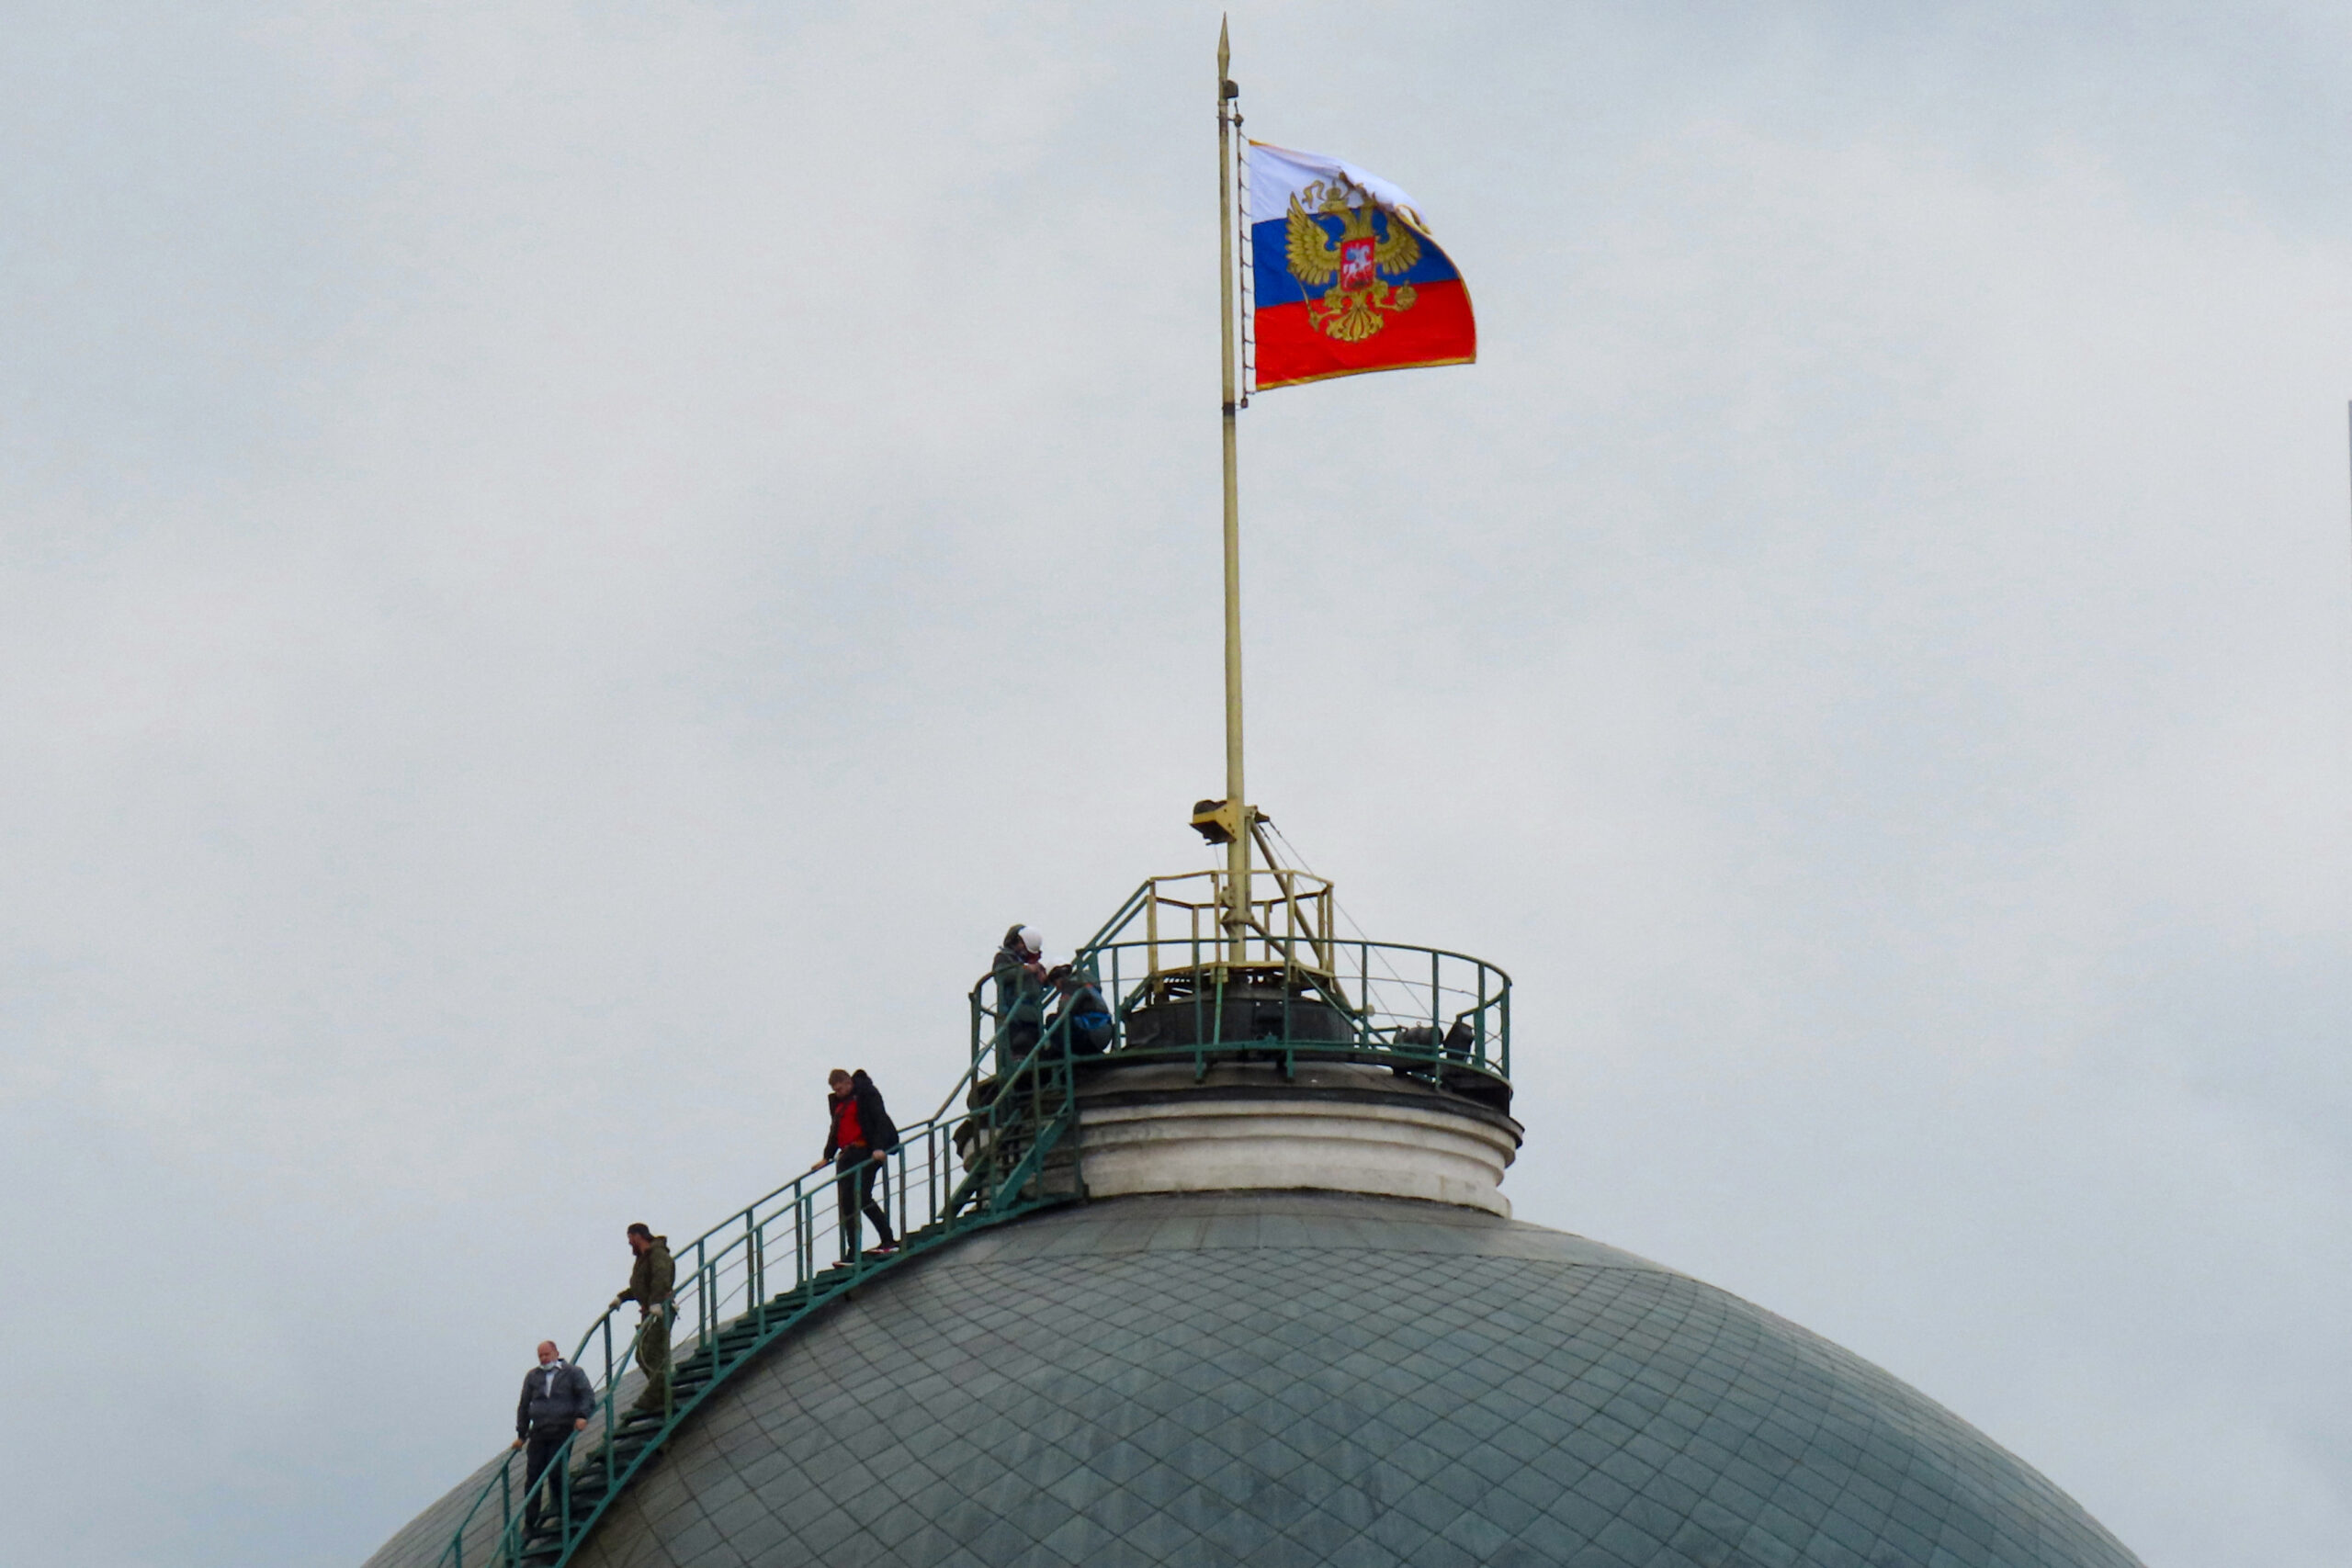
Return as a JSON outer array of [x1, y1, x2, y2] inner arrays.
[[1250, 212, 1463, 307]]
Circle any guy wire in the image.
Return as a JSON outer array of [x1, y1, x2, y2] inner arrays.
[[1265, 820, 1434, 1018]]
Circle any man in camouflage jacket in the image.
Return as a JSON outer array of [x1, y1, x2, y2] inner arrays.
[[611, 1224, 675, 1413]]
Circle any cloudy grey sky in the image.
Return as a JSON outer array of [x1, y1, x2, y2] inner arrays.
[[3, 4, 2346, 1563]]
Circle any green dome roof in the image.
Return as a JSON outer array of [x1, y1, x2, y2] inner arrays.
[[391, 1190, 2140, 1568]]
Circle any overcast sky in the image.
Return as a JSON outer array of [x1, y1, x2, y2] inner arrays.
[[4, 5, 2346, 1564]]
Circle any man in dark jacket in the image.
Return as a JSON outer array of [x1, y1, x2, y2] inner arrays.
[[512, 1339, 594, 1532], [815, 1067, 899, 1261], [609, 1224, 675, 1413]]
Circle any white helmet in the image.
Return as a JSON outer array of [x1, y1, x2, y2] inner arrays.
[[1017, 926, 1043, 957]]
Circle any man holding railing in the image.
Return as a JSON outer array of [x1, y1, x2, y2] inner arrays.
[[512, 1339, 594, 1534], [610, 1224, 674, 1414]]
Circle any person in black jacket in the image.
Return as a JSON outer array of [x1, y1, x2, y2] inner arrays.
[[512, 1339, 595, 1532], [812, 1068, 899, 1261]]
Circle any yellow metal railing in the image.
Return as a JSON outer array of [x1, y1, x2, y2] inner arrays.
[[1138, 864, 1337, 981]]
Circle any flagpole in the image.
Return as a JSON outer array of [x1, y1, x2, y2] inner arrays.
[[1216, 17, 1250, 960]]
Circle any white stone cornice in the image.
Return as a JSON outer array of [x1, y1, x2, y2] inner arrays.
[[1072, 1061, 1521, 1216]]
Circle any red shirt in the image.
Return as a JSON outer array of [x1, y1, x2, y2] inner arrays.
[[831, 1094, 864, 1150]]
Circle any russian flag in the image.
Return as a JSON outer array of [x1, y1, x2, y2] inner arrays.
[[1247, 141, 1476, 392]]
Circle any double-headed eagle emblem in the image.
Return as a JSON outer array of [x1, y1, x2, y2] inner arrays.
[[1283, 178, 1423, 343]]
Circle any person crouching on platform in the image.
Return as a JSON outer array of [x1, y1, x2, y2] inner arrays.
[[1047, 964, 1115, 1055], [609, 1224, 674, 1414], [815, 1067, 899, 1261]]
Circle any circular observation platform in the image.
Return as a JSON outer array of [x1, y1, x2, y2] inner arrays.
[[969, 869, 1521, 1213]]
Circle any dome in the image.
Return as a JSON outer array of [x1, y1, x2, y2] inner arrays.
[[366, 877, 2145, 1568], [375, 1188, 2143, 1568]]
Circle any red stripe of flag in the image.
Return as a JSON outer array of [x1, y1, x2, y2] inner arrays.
[[1255, 279, 1476, 391]]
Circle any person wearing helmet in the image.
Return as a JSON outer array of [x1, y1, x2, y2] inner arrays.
[[991, 924, 1046, 1058]]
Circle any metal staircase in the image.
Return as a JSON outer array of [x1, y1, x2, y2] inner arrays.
[[428, 950, 1114, 1567], [427, 871, 1512, 1568]]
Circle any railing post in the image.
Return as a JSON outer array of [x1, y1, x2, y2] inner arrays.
[[1499, 978, 1510, 1078], [1481, 964, 1494, 1067], [490, 1454, 508, 1567], [1429, 948, 1442, 1063], [1024, 1038, 1041, 1201]]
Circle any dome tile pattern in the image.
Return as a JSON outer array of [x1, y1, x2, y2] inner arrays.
[[542, 1192, 2140, 1568]]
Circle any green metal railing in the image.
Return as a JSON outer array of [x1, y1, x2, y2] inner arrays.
[[972, 881, 1512, 1092]]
